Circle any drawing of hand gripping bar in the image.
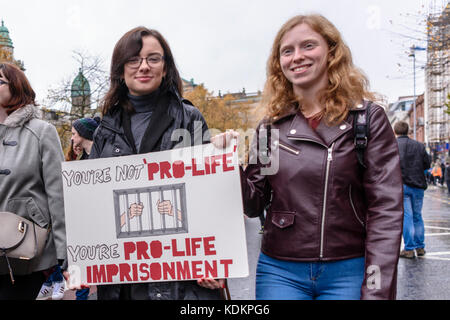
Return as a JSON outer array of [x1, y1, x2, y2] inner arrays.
[[114, 183, 187, 239]]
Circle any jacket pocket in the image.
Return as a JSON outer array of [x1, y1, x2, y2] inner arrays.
[[349, 185, 365, 227], [271, 211, 295, 229], [6, 198, 49, 228]]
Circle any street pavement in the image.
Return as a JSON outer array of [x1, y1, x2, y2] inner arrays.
[[397, 184, 450, 300], [63, 184, 450, 300], [230, 184, 450, 300]]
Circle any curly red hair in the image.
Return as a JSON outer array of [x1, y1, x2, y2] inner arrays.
[[262, 14, 376, 125]]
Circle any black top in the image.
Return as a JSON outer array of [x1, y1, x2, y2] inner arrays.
[[397, 135, 431, 189], [127, 89, 159, 152]]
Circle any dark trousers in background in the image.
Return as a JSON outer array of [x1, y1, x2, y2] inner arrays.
[[0, 272, 46, 300]]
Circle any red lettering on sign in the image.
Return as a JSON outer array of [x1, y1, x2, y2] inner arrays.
[[106, 264, 119, 282], [192, 158, 205, 176], [119, 263, 132, 282], [124, 242, 136, 261], [191, 237, 202, 256], [223, 153, 234, 171], [139, 263, 150, 281], [136, 241, 150, 260], [92, 265, 106, 283], [163, 262, 176, 280], [159, 161, 172, 179], [150, 241, 163, 259], [86, 266, 92, 283], [172, 161, 185, 178], [203, 236, 216, 256], [220, 259, 233, 278], [205, 260, 218, 278], [171, 239, 185, 257], [150, 262, 162, 281], [176, 261, 191, 280]]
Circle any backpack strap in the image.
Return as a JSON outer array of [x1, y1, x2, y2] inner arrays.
[[352, 101, 372, 168]]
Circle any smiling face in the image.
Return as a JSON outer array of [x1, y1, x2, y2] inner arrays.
[[0, 70, 12, 108], [123, 35, 166, 96], [279, 23, 330, 97]]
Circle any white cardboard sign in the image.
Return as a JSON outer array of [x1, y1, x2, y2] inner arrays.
[[61, 143, 248, 285]]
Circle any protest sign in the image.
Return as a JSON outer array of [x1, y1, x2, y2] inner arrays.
[[62, 143, 248, 285]]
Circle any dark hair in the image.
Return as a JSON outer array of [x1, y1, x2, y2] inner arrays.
[[100, 27, 182, 116], [0, 62, 37, 115], [394, 121, 409, 136]]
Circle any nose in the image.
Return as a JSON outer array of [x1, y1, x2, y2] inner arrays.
[[292, 48, 305, 63], [138, 58, 151, 72]]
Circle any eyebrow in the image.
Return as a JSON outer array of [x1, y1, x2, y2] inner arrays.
[[280, 38, 320, 51]]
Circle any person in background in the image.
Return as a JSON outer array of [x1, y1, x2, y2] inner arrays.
[[66, 117, 100, 300], [65, 140, 81, 161], [71, 117, 100, 159], [394, 121, 431, 259], [0, 62, 68, 299], [36, 265, 65, 300], [431, 162, 442, 186], [213, 14, 403, 300], [445, 159, 450, 194]]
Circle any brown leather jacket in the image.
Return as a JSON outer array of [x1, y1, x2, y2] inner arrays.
[[241, 101, 403, 300]]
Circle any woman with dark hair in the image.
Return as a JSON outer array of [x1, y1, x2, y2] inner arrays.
[[90, 27, 223, 300], [213, 14, 403, 300], [0, 62, 67, 299]]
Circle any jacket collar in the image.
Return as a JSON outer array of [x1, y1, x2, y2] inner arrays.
[[274, 101, 366, 147], [101, 89, 178, 153], [3, 104, 40, 128], [286, 112, 352, 147]]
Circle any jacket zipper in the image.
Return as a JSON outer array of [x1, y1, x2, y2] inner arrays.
[[349, 185, 365, 227], [288, 137, 334, 260], [278, 142, 300, 155], [319, 143, 334, 259]]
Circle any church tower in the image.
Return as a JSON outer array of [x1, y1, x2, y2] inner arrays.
[[0, 20, 14, 55], [71, 68, 91, 117], [0, 20, 24, 70]]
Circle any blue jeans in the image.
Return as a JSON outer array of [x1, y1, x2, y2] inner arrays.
[[256, 252, 364, 300], [43, 265, 64, 286], [402, 184, 425, 251]]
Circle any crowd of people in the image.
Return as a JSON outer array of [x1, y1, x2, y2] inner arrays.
[[0, 13, 448, 301]]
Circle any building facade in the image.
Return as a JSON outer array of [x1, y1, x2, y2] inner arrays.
[[0, 20, 24, 70], [408, 94, 426, 143], [425, 3, 449, 159]]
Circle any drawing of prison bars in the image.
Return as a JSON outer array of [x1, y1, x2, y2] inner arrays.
[[113, 183, 188, 238]]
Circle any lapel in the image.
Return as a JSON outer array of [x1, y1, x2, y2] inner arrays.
[[286, 111, 352, 147], [138, 93, 174, 153]]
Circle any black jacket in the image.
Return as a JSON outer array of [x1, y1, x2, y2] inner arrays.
[[90, 91, 210, 158], [90, 90, 220, 300], [397, 136, 431, 189]]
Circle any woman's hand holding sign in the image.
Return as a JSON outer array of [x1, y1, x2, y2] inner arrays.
[[210, 130, 240, 149]]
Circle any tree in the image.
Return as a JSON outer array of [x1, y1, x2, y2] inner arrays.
[[43, 50, 108, 156], [46, 50, 109, 118], [184, 84, 254, 132], [184, 84, 256, 163]]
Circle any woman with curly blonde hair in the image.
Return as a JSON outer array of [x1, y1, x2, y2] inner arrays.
[[213, 14, 403, 300]]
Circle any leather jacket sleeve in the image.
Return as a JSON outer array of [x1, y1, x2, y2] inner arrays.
[[241, 124, 272, 218], [360, 106, 403, 300]]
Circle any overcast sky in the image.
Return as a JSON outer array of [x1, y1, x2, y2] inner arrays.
[[1, 0, 443, 107]]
